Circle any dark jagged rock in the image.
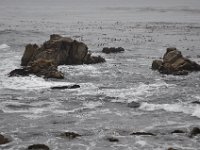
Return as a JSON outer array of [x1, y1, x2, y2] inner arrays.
[[22, 34, 105, 66], [21, 44, 39, 66], [191, 101, 200, 105], [152, 60, 163, 70], [106, 137, 119, 142], [102, 47, 125, 54], [0, 134, 9, 145], [27, 144, 49, 150], [127, 101, 140, 108], [9, 68, 30, 77], [9, 59, 64, 79], [168, 148, 178, 150], [60, 132, 81, 139], [51, 84, 80, 89], [84, 55, 105, 64], [171, 129, 185, 134], [10, 34, 105, 79], [152, 48, 200, 75], [130, 132, 155, 136], [189, 127, 200, 137]]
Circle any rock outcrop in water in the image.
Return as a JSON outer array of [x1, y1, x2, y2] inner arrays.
[[189, 127, 200, 137], [102, 47, 125, 54], [27, 144, 50, 150], [127, 101, 140, 108], [130, 132, 156, 136], [152, 48, 200, 75], [60, 132, 81, 139], [51, 84, 80, 90], [106, 137, 119, 142], [9, 59, 64, 79], [0, 134, 9, 145], [9, 34, 105, 79]]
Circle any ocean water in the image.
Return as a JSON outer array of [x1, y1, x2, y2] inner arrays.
[[0, 0, 200, 149]]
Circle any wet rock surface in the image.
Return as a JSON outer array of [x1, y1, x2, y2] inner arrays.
[[9, 68, 30, 77], [191, 101, 200, 105], [51, 84, 80, 89], [102, 47, 125, 54], [27, 144, 50, 150], [106, 137, 119, 142], [9, 34, 105, 79], [60, 132, 81, 139], [171, 129, 185, 134], [152, 48, 200, 75], [130, 132, 156, 136], [22, 34, 105, 66], [0, 134, 9, 145], [168, 148, 178, 150], [189, 127, 200, 137], [127, 101, 140, 108], [9, 59, 64, 79]]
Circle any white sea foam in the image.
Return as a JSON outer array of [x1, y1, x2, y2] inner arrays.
[[1, 75, 75, 90], [140, 102, 200, 118], [75, 79, 176, 104], [135, 140, 147, 147], [0, 44, 9, 49], [59, 64, 101, 77], [1, 100, 63, 119], [83, 101, 103, 109], [75, 82, 99, 95], [101, 79, 176, 103]]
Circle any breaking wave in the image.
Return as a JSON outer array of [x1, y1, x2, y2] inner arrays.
[[0, 44, 9, 49]]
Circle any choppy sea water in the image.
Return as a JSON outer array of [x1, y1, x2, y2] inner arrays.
[[0, 0, 200, 149]]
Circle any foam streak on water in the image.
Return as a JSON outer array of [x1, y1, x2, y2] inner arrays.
[[140, 102, 200, 118]]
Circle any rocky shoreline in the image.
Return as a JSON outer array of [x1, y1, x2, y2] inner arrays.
[[4, 35, 200, 150], [9, 35, 200, 79]]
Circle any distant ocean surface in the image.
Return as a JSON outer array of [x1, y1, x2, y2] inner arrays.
[[0, 0, 200, 149]]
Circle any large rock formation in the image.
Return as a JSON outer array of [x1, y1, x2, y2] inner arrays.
[[21, 34, 105, 66], [9, 34, 105, 79], [152, 48, 200, 75]]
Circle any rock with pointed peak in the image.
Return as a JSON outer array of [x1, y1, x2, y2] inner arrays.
[[152, 48, 200, 75]]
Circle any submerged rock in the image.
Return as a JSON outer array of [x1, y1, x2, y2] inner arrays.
[[189, 127, 200, 137], [130, 132, 155, 136], [27, 144, 49, 150], [127, 101, 140, 108], [171, 129, 185, 134], [106, 137, 119, 142], [9, 68, 30, 77], [168, 148, 178, 150], [0, 134, 9, 145], [191, 101, 200, 105], [152, 48, 200, 75], [10, 34, 105, 79], [60, 132, 81, 139], [102, 47, 125, 54], [51, 84, 80, 89]]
